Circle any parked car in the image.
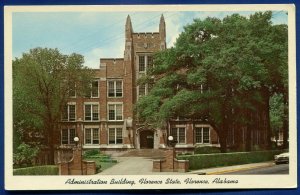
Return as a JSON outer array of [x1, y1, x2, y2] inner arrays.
[[274, 152, 289, 164]]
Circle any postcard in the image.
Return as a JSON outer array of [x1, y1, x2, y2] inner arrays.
[[4, 4, 296, 190]]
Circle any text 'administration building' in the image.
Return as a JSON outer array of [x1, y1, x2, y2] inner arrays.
[[55, 15, 220, 155]]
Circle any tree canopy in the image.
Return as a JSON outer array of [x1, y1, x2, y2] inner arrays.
[[136, 11, 288, 152], [13, 47, 94, 163]]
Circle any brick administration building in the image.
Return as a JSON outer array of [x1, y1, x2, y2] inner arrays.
[[55, 15, 264, 157]]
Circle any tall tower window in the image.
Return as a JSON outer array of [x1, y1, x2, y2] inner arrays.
[[139, 56, 145, 72], [138, 55, 153, 73], [138, 84, 146, 97], [147, 56, 153, 70]]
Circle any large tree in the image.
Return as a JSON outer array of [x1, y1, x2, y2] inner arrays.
[[136, 12, 288, 152], [270, 93, 284, 146], [13, 47, 94, 164]]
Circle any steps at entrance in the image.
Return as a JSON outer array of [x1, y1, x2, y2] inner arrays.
[[119, 149, 165, 159]]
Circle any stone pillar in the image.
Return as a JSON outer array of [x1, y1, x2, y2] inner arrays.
[[70, 148, 83, 175], [163, 148, 175, 172], [58, 162, 69, 175]]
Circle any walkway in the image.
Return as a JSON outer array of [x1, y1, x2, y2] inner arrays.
[[98, 149, 188, 175], [98, 157, 151, 175]]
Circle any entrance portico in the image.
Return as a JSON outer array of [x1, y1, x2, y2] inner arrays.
[[136, 126, 160, 149]]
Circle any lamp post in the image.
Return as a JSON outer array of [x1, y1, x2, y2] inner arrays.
[[73, 136, 83, 175], [168, 136, 177, 148], [168, 135, 176, 171], [74, 136, 79, 147]]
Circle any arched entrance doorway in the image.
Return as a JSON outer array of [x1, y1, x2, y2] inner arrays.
[[140, 130, 154, 149]]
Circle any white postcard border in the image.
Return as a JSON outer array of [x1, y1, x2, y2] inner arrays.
[[4, 4, 297, 190]]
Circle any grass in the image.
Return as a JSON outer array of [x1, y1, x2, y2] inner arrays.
[[87, 158, 117, 170], [84, 154, 117, 173], [13, 165, 58, 175]]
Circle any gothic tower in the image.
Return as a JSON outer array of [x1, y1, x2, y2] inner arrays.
[[124, 15, 133, 61], [159, 14, 166, 50]]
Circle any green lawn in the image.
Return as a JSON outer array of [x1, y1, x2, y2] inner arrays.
[[13, 165, 58, 175], [85, 157, 117, 173]]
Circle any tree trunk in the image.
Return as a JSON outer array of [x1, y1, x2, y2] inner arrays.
[[261, 87, 272, 149], [282, 93, 289, 149], [245, 110, 253, 151], [48, 128, 55, 165], [265, 99, 272, 149], [219, 119, 229, 153], [219, 132, 227, 153], [46, 122, 55, 165]]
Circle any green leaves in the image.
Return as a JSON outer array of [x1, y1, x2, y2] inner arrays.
[[13, 143, 40, 167], [13, 47, 93, 152], [136, 11, 288, 151]]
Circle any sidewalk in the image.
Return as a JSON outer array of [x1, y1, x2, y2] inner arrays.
[[189, 161, 274, 175], [98, 157, 188, 175]]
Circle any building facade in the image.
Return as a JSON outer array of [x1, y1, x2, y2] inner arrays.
[[54, 15, 232, 156]]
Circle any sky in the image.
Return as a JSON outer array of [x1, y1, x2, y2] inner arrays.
[[12, 11, 288, 69]]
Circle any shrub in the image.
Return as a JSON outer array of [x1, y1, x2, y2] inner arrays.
[[13, 143, 40, 167], [95, 164, 101, 173], [87, 155, 110, 159], [83, 149, 100, 158], [194, 146, 220, 154], [177, 150, 286, 170], [13, 165, 58, 175]]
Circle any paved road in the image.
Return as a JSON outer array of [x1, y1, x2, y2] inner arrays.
[[224, 163, 289, 175]]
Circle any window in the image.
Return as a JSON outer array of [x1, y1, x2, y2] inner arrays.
[[139, 56, 145, 72], [85, 80, 99, 98], [195, 127, 210, 144], [138, 84, 146, 97], [84, 104, 99, 121], [62, 104, 76, 121], [108, 128, 123, 144], [85, 128, 99, 145], [137, 55, 153, 98], [170, 127, 186, 144], [108, 104, 123, 121], [91, 80, 99, 97], [108, 80, 123, 97], [61, 128, 76, 145], [147, 56, 153, 70], [195, 128, 202, 143], [138, 55, 153, 72]]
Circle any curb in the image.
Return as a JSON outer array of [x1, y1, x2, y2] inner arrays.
[[205, 163, 274, 175]]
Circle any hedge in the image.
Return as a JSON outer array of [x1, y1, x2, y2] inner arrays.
[[13, 165, 59, 175], [177, 150, 286, 170], [87, 155, 111, 159], [194, 146, 221, 154], [83, 149, 100, 157]]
